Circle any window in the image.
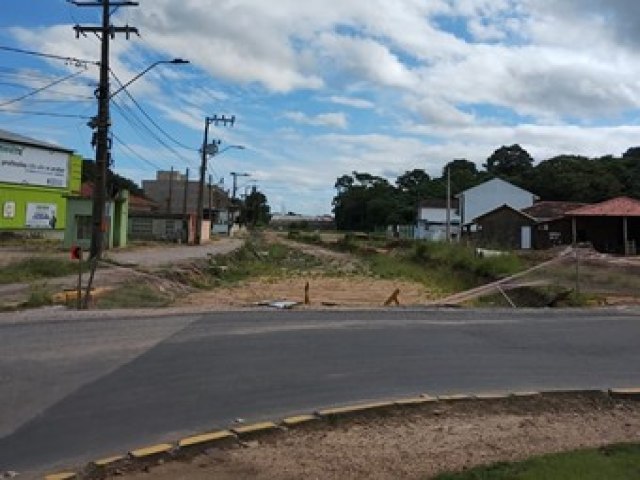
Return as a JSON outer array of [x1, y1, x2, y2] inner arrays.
[[76, 215, 92, 240]]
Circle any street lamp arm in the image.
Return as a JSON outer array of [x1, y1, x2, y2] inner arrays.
[[217, 145, 245, 155], [109, 58, 189, 99]]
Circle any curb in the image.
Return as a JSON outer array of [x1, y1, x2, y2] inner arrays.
[[44, 386, 640, 479]]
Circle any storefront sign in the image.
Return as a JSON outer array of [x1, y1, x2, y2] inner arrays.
[[3, 201, 15, 219], [0, 141, 68, 188], [25, 203, 58, 229]]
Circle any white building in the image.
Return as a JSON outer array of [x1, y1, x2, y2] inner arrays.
[[456, 178, 537, 229], [415, 199, 461, 241]]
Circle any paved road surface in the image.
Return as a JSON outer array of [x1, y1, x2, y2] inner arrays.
[[0, 308, 639, 477]]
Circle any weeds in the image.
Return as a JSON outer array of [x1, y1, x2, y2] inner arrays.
[[95, 282, 172, 309], [0, 257, 87, 284]]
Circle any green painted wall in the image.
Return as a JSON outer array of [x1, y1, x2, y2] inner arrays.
[[0, 153, 82, 232]]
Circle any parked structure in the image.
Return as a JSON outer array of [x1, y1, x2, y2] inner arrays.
[[142, 170, 231, 237], [415, 198, 460, 241], [0, 129, 82, 238], [64, 182, 128, 250], [473, 201, 586, 250], [567, 196, 640, 255], [456, 178, 537, 232]]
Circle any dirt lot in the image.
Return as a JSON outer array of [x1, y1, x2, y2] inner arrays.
[[113, 393, 640, 480]]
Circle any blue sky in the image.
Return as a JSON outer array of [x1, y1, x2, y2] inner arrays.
[[2, 0, 640, 214]]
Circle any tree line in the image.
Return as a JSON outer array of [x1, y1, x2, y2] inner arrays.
[[332, 144, 640, 231]]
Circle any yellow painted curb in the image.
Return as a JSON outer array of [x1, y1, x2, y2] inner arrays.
[[317, 401, 395, 417], [178, 430, 235, 448], [474, 393, 511, 400], [610, 387, 640, 398], [282, 415, 318, 427], [93, 455, 125, 467], [130, 443, 173, 459], [44, 473, 77, 480], [437, 394, 473, 401], [232, 421, 279, 435], [510, 391, 540, 398], [394, 396, 436, 406]]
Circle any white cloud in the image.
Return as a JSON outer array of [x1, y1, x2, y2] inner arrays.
[[328, 96, 375, 109], [283, 111, 348, 129]]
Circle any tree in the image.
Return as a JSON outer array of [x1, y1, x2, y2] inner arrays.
[[81, 158, 143, 196], [239, 188, 271, 226], [442, 158, 486, 194], [484, 144, 533, 178]]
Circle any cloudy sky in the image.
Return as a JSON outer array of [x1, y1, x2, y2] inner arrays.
[[2, 0, 640, 214]]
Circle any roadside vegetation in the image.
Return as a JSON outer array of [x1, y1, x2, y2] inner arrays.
[[287, 230, 523, 295], [0, 257, 87, 284], [434, 443, 640, 480], [94, 282, 172, 309]]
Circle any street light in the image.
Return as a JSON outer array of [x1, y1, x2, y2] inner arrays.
[[195, 139, 245, 244], [109, 58, 189, 98], [83, 56, 188, 308]]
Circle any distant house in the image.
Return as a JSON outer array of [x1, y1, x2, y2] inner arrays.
[[415, 198, 460, 241], [567, 196, 640, 255], [473, 201, 587, 250], [456, 178, 537, 232]]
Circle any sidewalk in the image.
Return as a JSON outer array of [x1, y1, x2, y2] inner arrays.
[[105, 238, 243, 268], [0, 238, 243, 307]]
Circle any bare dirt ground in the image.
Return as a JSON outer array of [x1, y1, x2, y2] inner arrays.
[[179, 233, 436, 308], [114, 394, 640, 480]]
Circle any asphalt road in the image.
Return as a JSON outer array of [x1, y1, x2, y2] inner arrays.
[[1, 308, 639, 476]]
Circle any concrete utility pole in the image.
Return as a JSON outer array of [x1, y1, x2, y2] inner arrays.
[[182, 167, 189, 216], [446, 166, 451, 243], [72, 0, 138, 307], [167, 166, 174, 213], [195, 115, 236, 244], [230, 171, 250, 200]]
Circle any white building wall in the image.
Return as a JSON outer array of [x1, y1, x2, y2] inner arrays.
[[459, 178, 536, 225]]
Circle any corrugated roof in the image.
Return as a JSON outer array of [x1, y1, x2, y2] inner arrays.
[[0, 128, 73, 153], [522, 201, 588, 220], [566, 196, 640, 217]]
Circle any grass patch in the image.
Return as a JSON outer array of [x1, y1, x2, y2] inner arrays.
[[20, 283, 53, 309], [208, 235, 323, 286], [94, 282, 172, 309], [433, 443, 640, 480], [0, 257, 87, 284]]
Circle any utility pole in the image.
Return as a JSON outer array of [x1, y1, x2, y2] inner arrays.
[[72, 0, 138, 308], [208, 174, 213, 222], [446, 166, 451, 243], [182, 167, 189, 216], [195, 114, 235, 244], [230, 171, 250, 200], [167, 166, 174, 213]]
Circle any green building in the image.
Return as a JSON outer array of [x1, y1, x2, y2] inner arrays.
[[0, 129, 82, 238]]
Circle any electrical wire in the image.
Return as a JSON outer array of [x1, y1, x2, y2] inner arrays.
[[0, 70, 85, 107], [0, 80, 94, 99], [109, 68, 198, 151], [111, 132, 163, 170], [0, 108, 92, 118], [0, 45, 99, 67], [111, 94, 197, 168]]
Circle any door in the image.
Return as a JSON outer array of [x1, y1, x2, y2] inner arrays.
[[521, 225, 532, 249]]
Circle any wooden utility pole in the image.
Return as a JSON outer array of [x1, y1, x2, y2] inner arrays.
[[72, 0, 138, 307], [195, 115, 235, 244], [182, 167, 189, 216], [167, 166, 174, 213]]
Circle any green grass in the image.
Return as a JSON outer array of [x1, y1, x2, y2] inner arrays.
[[209, 237, 323, 286], [433, 443, 640, 480], [0, 257, 87, 284], [94, 282, 172, 309]]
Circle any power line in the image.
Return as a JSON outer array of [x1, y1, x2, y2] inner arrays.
[[0, 70, 85, 107], [0, 80, 93, 99], [109, 69, 197, 152], [0, 108, 91, 118], [0, 45, 99, 67], [111, 95, 197, 168], [112, 132, 162, 170]]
